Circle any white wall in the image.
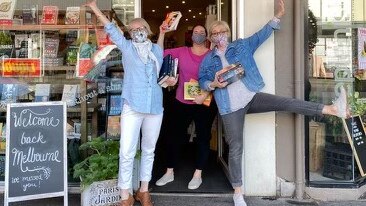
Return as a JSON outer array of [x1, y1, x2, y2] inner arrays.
[[239, 0, 277, 196]]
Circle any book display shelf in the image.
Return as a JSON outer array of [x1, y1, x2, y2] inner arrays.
[[0, 3, 122, 182]]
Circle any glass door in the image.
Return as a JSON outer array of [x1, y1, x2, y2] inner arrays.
[[216, 0, 234, 177]]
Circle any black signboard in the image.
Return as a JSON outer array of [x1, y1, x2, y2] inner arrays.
[[343, 115, 366, 177], [4, 102, 68, 206]]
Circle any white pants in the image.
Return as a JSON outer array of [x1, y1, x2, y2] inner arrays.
[[118, 104, 163, 189]]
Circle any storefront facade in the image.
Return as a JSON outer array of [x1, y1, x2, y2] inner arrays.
[[0, 0, 365, 201]]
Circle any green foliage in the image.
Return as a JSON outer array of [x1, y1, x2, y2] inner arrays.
[[308, 9, 318, 55], [73, 137, 120, 189], [0, 32, 12, 45], [349, 92, 366, 116]]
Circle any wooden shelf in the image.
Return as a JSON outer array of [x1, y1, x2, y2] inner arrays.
[[0, 103, 101, 113], [67, 103, 101, 113], [0, 24, 103, 31]]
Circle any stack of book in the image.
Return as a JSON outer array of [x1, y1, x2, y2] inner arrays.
[[158, 54, 178, 88]]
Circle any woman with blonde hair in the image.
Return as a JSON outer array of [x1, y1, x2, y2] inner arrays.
[[85, 1, 163, 206]]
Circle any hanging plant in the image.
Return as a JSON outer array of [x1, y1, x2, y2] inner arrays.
[[308, 9, 318, 55]]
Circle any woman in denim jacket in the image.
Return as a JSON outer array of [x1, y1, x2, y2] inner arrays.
[[198, 1, 349, 206], [86, 1, 163, 206]]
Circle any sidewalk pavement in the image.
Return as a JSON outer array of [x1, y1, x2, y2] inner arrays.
[[1, 193, 366, 206]]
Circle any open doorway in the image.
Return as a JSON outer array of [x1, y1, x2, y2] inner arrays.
[[141, 0, 233, 193]]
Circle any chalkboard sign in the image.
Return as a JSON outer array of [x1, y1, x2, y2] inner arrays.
[[4, 102, 68, 206], [342, 115, 366, 177]]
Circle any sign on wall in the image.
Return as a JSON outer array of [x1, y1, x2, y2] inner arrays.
[[2, 58, 42, 77], [4, 102, 68, 206]]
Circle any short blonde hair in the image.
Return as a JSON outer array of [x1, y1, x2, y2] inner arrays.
[[208, 21, 231, 38], [128, 18, 153, 35]]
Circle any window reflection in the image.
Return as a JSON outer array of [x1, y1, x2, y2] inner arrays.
[[307, 0, 365, 183]]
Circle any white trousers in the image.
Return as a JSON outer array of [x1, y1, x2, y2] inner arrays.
[[118, 104, 163, 189]]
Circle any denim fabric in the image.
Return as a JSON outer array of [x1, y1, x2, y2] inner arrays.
[[198, 20, 280, 115], [104, 23, 164, 114]]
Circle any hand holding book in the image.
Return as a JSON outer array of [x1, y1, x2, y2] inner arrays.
[[165, 74, 179, 87], [161, 11, 182, 32], [193, 90, 211, 105]]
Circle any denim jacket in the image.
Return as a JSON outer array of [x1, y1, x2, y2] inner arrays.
[[104, 23, 164, 114], [198, 20, 280, 115]]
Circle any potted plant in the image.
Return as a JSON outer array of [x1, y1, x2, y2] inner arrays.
[[73, 137, 120, 189], [73, 137, 141, 206]]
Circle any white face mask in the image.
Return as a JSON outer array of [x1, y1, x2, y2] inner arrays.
[[131, 29, 148, 43]]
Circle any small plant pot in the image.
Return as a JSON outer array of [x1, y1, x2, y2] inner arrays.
[[81, 179, 120, 206]]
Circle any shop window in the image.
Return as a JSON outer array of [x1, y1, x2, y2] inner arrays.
[[307, 0, 366, 185]]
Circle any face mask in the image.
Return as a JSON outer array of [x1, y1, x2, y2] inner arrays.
[[191, 33, 206, 44], [131, 29, 148, 43], [211, 32, 228, 46]]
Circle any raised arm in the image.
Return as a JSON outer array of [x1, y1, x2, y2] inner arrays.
[[245, 0, 285, 53], [157, 21, 169, 49], [85, 0, 128, 50], [84, 0, 110, 26]]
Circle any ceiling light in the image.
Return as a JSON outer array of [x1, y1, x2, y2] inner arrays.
[[152, 9, 155, 12], [185, 18, 189, 21], [188, 9, 192, 12], [166, 5, 169, 8], [221, 2, 224, 5], [182, 1, 185, 3], [193, 16, 196, 18], [199, 12, 202, 15]]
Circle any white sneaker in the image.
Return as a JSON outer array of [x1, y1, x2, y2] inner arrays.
[[155, 173, 174, 186], [334, 86, 348, 118], [233, 194, 247, 206], [188, 177, 202, 190]]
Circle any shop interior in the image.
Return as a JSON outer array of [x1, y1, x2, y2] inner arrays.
[[140, 0, 233, 193], [0, 0, 233, 193]]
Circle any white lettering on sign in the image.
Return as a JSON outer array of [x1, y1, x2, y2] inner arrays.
[[12, 108, 60, 128]]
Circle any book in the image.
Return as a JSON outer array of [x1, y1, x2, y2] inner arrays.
[[109, 78, 123, 93], [34, 84, 51, 102], [95, 29, 112, 48], [98, 97, 106, 111], [65, 6, 80, 25], [98, 82, 106, 94], [158, 54, 178, 88], [61, 84, 79, 106], [0, 84, 18, 103], [22, 4, 38, 24], [217, 63, 245, 84], [14, 34, 28, 49], [43, 38, 59, 58], [107, 116, 120, 140], [41, 6, 58, 25], [0, 0, 17, 19], [18, 38, 28, 58], [30, 33, 41, 58], [163, 11, 182, 32], [183, 80, 212, 106], [108, 94, 122, 115]]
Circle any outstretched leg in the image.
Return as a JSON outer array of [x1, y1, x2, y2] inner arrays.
[[247, 86, 349, 118]]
